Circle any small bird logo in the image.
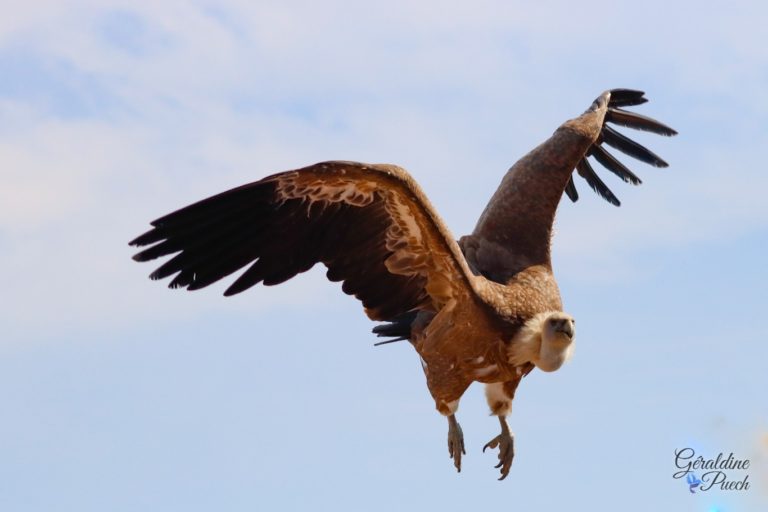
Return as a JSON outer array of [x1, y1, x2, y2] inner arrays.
[[686, 473, 702, 493]]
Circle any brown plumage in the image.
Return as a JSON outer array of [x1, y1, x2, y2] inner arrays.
[[131, 88, 676, 480]]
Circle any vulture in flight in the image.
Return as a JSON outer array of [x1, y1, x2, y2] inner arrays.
[[131, 89, 676, 480]]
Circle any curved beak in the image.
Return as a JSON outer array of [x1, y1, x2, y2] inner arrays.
[[555, 319, 575, 339]]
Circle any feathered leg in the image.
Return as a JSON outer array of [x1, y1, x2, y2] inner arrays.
[[418, 348, 471, 474], [483, 381, 517, 480]]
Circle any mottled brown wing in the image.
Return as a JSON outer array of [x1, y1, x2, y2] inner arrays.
[[130, 161, 481, 321]]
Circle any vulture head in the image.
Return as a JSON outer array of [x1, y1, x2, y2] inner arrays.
[[538, 312, 576, 372], [507, 311, 576, 373]]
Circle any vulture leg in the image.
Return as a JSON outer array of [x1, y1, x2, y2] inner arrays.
[[483, 381, 517, 480], [447, 414, 465, 472], [419, 348, 472, 473]]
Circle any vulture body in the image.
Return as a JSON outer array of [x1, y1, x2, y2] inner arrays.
[[131, 89, 676, 480]]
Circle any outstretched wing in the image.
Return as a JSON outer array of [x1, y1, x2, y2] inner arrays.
[[565, 89, 677, 206], [464, 89, 676, 284], [131, 161, 481, 322]]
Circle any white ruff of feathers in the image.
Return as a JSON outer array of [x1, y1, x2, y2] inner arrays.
[[506, 311, 575, 372]]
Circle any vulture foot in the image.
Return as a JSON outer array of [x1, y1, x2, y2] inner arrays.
[[483, 421, 515, 480], [446, 414, 465, 472]]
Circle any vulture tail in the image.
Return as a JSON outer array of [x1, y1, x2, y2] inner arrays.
[[372, 311, 418, 346]]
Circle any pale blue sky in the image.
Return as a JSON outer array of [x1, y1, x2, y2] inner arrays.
[[1, 1, 766, 511]]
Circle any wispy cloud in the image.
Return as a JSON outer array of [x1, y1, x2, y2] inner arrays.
[[1, 0, 766, 338], [1, 4, 767, 512]]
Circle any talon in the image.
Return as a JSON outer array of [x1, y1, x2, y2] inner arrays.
[[484, 431, 515, 480], [483, 438, 499, 452]]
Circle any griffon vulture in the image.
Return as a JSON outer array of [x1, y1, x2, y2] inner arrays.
[[131, 89, 676, 480]]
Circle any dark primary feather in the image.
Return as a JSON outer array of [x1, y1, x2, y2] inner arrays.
[[605, 107, 678, 136], [568, 89, 676, 205], [607, 88, 648, 107], [590, 145, 642, 185], [601, 125, 669, 167], [564, 176, 579, 202], [576, 159, 620, 207]]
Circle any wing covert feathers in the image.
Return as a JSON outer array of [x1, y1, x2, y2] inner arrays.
[[130, 161, 480, 322], [566, 89, 677, 206]]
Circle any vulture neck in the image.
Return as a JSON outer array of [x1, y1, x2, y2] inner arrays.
[[471, 116, 602, 278]]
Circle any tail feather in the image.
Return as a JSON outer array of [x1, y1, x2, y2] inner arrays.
[[372, 311, 417, 346]]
